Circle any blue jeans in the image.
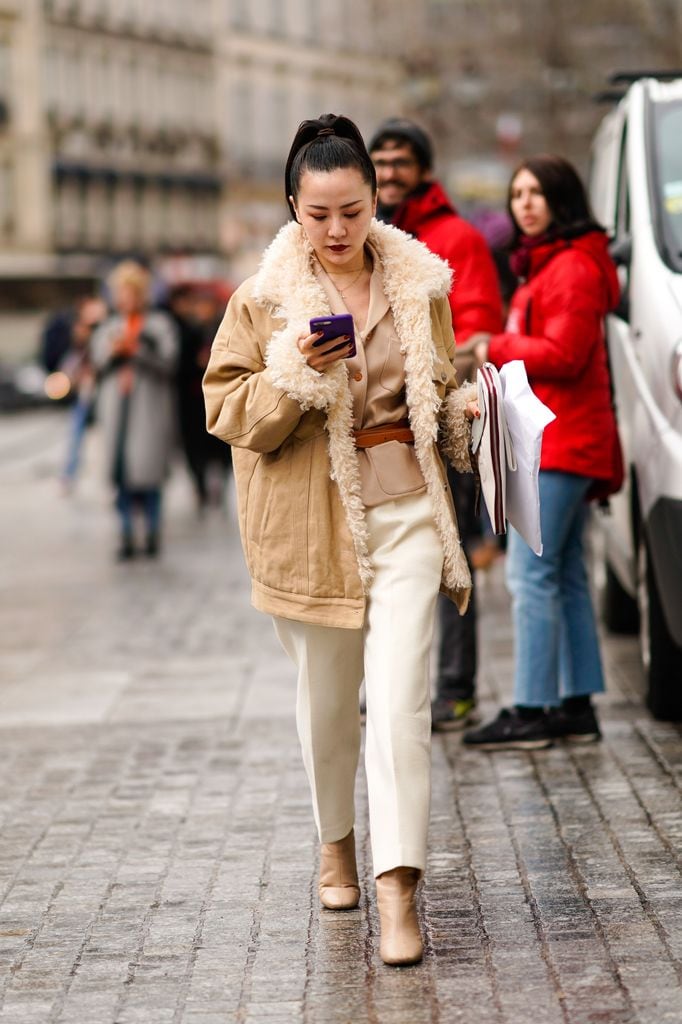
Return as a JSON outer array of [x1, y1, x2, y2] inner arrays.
[[506, 470, 605, 707], [115, 488, 162, 537], [63, 396, 92, 482]]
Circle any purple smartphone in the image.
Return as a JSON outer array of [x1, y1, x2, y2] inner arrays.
[[310, 314, 356, 358]]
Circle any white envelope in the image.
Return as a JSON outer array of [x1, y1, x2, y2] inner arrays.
[[498, 361, 556, 555]]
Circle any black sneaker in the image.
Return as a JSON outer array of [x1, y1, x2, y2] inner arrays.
[[431, 697, 477, 732], [546, 705, 601, 744], [145, 531, 161, 558], [116, 535, 135, 561], [462, 708, 553, 750]]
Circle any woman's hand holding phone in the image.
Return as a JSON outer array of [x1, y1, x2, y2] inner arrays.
[[297, 330, 352, 371], [297, 314, 356, 371]]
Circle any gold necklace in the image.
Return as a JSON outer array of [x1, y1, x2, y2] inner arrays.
[[324, 261, 368, 297]]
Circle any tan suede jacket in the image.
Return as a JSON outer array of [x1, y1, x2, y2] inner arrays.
[[203, 219, 476, 629]]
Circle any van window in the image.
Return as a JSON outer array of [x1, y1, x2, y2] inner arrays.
[[612, 127, 632, 320], [615, 127, 630, 239], [652, 100, 682, 273], [589, 116, 623, 232]]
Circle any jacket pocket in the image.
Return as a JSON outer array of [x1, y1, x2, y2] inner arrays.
[[244, 441, 311, 595], [362, 442, 425, 497], [379, 327, 403, 394]]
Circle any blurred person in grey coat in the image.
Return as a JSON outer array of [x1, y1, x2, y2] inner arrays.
[[91, 261, 179, 560]]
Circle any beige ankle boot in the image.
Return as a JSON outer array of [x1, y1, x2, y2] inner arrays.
[[319, 829, 360, 910], [375, 867, 423, 965]]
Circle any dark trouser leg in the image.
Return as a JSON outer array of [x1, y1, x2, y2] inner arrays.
[[142, 489, 162, 534], [114, 487, 135, 559], [435, 468, 478, 701], [436, 587, 477, 701], [141, 489, 162, 555]]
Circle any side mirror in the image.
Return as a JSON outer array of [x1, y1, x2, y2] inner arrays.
[[609, 235, 632, 267]]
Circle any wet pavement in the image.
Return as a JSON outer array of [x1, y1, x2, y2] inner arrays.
[[1, 409, 681, 1024]]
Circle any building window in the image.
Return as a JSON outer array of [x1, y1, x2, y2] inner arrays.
[[141, 183, 162, 250], [270, 85, 288, 161], [230, 78, 253, 163], [229, 0, 249, 30], [0, 40, 9, 85], [269, 0, 285, 36], [42, 47, 57, 115], [84, 179, 108, 249], [0, 160, 14, 239], [304, 0, 319, 42], [119, 56, 135, 127], [111, 180, 136, 252], [0, 40, 11, 119], [68, 51, 85, 119], [55, 177, 85, 250]]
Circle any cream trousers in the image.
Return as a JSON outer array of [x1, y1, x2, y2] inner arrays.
[[273, 491, 444, 878]]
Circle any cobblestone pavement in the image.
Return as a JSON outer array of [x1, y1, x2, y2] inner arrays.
[[1, 410, 681, 1024]]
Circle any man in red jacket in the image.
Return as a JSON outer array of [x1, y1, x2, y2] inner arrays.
[[369, 118, 504, 731]]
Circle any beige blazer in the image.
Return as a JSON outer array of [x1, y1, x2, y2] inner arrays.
[[315, 248, 426, 507]]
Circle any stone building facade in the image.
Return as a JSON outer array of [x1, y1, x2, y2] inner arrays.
[[0, 0, 411, 286], [0, 0, 220, 278], [0, 0, 679, 293], [214, 0, 413, 276]]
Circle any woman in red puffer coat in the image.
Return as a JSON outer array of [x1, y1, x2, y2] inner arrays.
[[463, 154, 621, 751]]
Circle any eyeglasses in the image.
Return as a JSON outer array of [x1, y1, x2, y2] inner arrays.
[[372, 157, 418, 171]]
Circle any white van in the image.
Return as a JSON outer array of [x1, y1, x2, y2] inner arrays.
[[590, 74, 682, 719]]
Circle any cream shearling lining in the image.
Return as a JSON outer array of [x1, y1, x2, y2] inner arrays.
[[252, 218, 473, 599], [440, 383, 478, 473]]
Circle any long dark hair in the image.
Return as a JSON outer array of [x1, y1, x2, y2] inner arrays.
[[507, 154, 602, 245], [285, 113, 377, 219]]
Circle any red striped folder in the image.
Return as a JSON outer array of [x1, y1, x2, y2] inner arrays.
[[470, 362, 516, 535]]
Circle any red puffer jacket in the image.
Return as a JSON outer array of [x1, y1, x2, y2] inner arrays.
[[487, 230, 620, 482], [393, 181, 503, 342]]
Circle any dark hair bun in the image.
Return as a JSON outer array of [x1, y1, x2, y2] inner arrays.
[[285, 114, 377, 218]]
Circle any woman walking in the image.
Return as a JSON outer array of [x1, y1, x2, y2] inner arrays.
[[92, 261, 178, 559], [203, 114, 478, 964], [464, 154, 621, 751]]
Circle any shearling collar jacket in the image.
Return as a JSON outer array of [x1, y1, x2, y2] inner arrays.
[[203, 218, 476, 628]]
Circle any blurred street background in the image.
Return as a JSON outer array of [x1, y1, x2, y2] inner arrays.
[[1, 0, 682, 371], [2, 2, 682, 1022]]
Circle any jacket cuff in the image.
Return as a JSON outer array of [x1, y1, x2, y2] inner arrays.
[[265, 323, 344, 412], [440, 384, 477, 473]]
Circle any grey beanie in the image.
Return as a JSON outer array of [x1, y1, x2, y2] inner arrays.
[[367, 118, 434, 170]]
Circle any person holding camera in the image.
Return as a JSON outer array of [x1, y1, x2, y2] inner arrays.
[[91, 261, 178, 560], [203, 114, 478, 965]]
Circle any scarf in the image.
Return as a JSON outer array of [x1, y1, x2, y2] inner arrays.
[[509, 221, 605, 280], [117, 313, 143, 395], [508, 232, 553, 279]]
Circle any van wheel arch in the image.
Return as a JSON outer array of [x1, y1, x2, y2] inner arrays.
[[630, 473, 682, 720]]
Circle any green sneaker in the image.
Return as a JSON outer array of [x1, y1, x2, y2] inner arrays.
[[431, 696, 477, 732]]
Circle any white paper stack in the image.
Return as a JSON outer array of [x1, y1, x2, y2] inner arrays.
[[498, 361, 556, 555]]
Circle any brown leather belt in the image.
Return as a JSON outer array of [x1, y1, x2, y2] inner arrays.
[[352, 418, 414, 449]]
